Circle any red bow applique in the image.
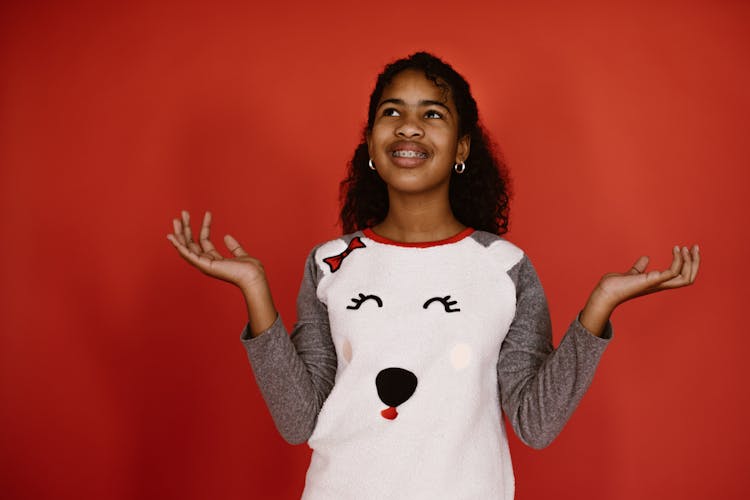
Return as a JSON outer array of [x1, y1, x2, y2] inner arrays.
[[323, 236, 366, 272]]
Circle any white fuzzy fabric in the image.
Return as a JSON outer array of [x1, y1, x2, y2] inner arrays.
[[302, 232, 524, 500]]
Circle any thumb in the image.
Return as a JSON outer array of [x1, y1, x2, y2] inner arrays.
[[628, 256, 649, 275], [224, 234, 249, 257]]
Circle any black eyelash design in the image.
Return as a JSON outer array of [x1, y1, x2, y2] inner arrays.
[[347, 293, 384, 310], [423, 295, 461, 313]]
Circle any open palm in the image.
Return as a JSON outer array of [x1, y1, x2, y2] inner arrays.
[[595, 245, 700, 309], [167, 211, 266, 291]]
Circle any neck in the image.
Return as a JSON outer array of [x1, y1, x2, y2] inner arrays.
[[372, 189, 465, 243]]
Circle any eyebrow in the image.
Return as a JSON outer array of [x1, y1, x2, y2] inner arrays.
[[377, 98, 451, 113]]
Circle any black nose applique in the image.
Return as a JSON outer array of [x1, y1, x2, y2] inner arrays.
[[376, 367, 418, 420]]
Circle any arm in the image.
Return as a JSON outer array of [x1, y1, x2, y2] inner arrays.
[[498, 246, 700, 449], [167, 210, 277, 335], [240, 249, 337, 444], [497, 256, 611, 450], [167, 211, 337, 444]]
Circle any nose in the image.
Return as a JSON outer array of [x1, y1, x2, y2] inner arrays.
[[395, 116, 424, 138], [376, 367, 418, 420]]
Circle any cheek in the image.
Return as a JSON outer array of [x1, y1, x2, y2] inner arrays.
[[370, 127, 390, 149], [437, 131, 460, 157]]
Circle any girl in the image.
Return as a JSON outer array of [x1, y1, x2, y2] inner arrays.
[[167, 52, 699, 499]]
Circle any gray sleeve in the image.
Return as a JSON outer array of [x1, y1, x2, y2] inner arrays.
[[497, 255, 612, 449], [239, 248, 337, 445]]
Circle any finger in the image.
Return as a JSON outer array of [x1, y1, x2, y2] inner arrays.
[[224, 234, 249, 257], [678, 246, 692, 282], [668, 245, 683, 277], [657, 277, 689, 290], [662, 246, 693, 288], [689, 245, 700, 282], [181, 210, 202, 254], [198, 211, 222, 258], [181, 210, 193, 241], [181, 210, 197, 246], [166, 233, 180, 247], [629, 245, 701, 295], [172, 218, 187, 246], [655, 249, 693, 289], [167, 233, 195, 258], [199, 211, 212, 242], [167, 233, 198, 256], [628, 256, 649, 275]]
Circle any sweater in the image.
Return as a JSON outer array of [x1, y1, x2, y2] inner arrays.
[[241, 229, 612, 499]]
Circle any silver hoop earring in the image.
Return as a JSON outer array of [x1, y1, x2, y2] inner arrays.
[[454, 162, 466, 174], [368, 159, 376, 170]]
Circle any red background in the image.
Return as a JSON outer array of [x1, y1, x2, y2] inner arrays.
[[1, 1, 748, 498]]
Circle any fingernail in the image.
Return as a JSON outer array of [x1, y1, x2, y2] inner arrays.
[[674, 245, 679, 252]]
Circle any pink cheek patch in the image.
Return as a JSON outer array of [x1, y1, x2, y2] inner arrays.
[[341, 339, 353, 364], [450, 343, 472, 371]]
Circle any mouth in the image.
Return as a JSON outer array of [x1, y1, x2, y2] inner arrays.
[[388, 142, 430, 165], [392, 150, 429, 159]]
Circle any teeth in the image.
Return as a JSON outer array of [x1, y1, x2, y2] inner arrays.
[[392, 150, 428, 159]]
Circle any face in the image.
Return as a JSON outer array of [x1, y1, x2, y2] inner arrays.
[[367, 69, 470, 197]]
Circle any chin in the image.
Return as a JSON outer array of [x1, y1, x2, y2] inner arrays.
[[386, 180, 451, 197]]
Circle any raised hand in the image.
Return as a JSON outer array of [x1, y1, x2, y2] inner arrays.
[[580, 245, 700, 336], [166, 210, 277, 336], [167, 211, 267, 289]]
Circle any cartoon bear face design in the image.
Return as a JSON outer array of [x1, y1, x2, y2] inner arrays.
[[303, 231, 523, 499]]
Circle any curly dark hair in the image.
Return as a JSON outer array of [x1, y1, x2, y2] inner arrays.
[[339, 52, 511, 235]]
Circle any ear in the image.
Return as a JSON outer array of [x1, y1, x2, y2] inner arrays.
[[456, 134, 471, 164]]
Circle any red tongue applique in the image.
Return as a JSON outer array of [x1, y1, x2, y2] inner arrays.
[[376, 368, 417, 421], [381, 407, 398, 420]]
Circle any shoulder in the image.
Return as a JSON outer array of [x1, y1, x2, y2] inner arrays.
[[468, 232, 544, 290], [468, 230, 526, 271]]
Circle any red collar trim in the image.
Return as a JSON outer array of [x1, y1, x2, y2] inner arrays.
[[362, 227, 475, 248]]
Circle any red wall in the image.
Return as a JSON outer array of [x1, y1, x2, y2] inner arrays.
[[1, 1, 748, 498]]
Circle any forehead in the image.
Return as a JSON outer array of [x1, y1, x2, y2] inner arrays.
[[379, 69, 455, 107]]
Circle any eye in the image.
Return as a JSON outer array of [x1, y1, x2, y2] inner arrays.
[[382, 107, 400, 117], [347, 293, 383, 310], [423, 295, 461, 313], [424, 109, 443, 119]]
